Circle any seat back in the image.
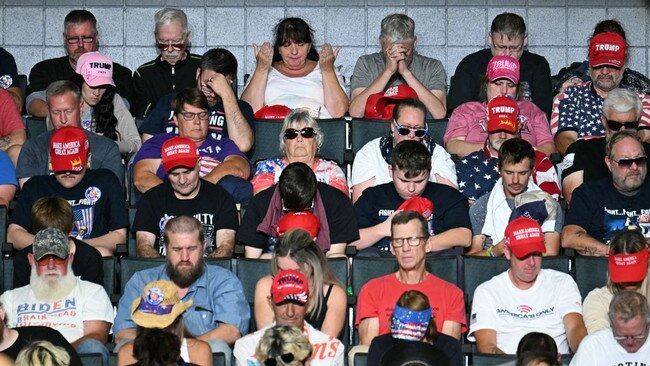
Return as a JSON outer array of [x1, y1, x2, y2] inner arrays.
[[103, 257, 116, 297], [248, 120, 283, 165], [427, 118, 448, 146], [25, 116, 48, 139], [79, 353, 103, 366], [0, 205, 6, 244], [2, 256, 12, 293], [206, 258, 233, 271], [354, 352, 368, 366], [471, 353, 516, 366], [316, 118, 347, 165], [16, 74, 27, 114], [350, 119, 388, 156], [212, 352, 226, 366], [119, 257, 166, 294], [574, 256, 608, 299], [327, 257, 348, 286], [127, 207, 137, 256], [234, 258, 271, 333]]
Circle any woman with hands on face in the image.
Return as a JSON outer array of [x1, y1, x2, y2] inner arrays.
[[241, 17, 349, 119]]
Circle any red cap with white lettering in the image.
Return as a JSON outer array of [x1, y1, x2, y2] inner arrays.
[[487, 55, 520, 84], [487, 95, 519, 134], [161, 136, 199, 173], [589, 32, 627, 68], [50, 127, 89, 173], [504, 217, 546, 258]]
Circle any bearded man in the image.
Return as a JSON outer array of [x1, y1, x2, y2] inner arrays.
[[113, 215, 249, 365], [0, 228, 113, 362]]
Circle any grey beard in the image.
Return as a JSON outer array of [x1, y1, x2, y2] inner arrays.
[[30, 266, 77, 302]]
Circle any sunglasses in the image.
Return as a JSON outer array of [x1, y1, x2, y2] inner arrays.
[[264, 353, 294, 366], [284, 127, 316, 140], [607, 119, 639, 131], [613, 156, 647, 169], [156, 42, 185, 51], [393, 120, 428, 138], [36, 255, 67, 267]]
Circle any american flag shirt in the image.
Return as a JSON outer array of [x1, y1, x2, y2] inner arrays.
[[456, 141, 561, 201], [551, 81, 650, 137]]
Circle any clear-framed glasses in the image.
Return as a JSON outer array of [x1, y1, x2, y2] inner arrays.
[[179, 110, 209, 121], [392, 120, 427, 138], [492, 43, 524, 52], [391, 236, 427, 248], [613, 326, 649, 341], [66, 36, 95, 44]]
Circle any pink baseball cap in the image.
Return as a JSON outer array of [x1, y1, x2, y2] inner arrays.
[[75, 52, 115, 87], [487, 55, 520, 84]]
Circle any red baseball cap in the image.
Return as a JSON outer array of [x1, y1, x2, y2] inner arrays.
[[161, 136, 199, 173], [397, 197, 434, 220], [49, 127, 89, 173], [271, 269, 309, 305], [504, 217, 546, 258], [609, 249, 648, 283], [487, 55, 520, 84], [276, 211, 320, 238], [364, 85, 418, 120], [589, 32, 627, 68], [254, 105, 292, 120], [487, 95, 519, 134]]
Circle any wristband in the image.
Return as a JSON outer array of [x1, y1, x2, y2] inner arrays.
[[486, 246, 495, 257]]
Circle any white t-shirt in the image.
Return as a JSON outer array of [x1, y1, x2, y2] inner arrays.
[[0, 278, 113, 343], [264, 64, 345, 119], [350, 137, 457, 187], [570, 328, 650, 365], [233, 322, 344, 366], [468, 269, 583, 354]]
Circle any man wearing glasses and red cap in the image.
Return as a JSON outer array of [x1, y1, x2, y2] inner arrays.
[[561, 88, 650, 204], [563, 130, 650, 256], [552, 32, 650, 155], [350, 98, 457, 203], [132, 8, 202, 119], [469, 217, 586, 355]]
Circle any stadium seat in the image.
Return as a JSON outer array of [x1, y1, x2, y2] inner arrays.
[[119, 257, 166, 294], [574, 256, 608, 299]]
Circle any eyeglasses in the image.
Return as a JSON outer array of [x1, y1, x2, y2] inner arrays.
[[36, 255, 67, 267], [179, 111, 209, 121], [66, 36, 95, 45], [393, 120, 428, 138], [284, 127, 316, 140], [264, 353, 295, 366], [391, 236, 427, 248], [156, 42, 185, 51], [613, 156, 647, 169], [613, 326, 648, 341], [492, 44, 524, 52], [607, 119, 640, 131]]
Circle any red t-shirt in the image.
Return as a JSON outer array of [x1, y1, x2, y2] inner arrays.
[[0, 88, 23, 136], [355, 272, 467, 335]]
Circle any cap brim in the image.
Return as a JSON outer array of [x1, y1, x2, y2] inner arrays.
[[489, 76, 519, 84], [509, 243, 546, 258], [50, 155, 87, 173], [85, 76, 115, 88], [162, 158, 198, 173]]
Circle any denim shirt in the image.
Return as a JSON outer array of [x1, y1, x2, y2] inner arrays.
[[114, 264, 250, 336]]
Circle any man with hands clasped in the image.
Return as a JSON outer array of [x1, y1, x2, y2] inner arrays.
[[349, 13, 447, 119], [241, 17, 348, 119]]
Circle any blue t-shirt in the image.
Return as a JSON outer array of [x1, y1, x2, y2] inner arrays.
[[113, 264, 250, 336], [353, 182, 471, 252], [138, 93, 255, 141], [0, 150, 16, 186]]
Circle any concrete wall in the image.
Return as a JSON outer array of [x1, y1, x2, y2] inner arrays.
[[2, 0, 649, 94]]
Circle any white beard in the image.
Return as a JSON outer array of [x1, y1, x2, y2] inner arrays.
[[30, 264, 77, 302]]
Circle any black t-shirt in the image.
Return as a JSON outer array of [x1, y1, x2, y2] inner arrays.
[[354, 182, 471, 252], [138, 92, 255, 141], [10, 169, 129, 240], [133, 179, 238, 256], [236, 183, 359, 252], [1, 326, 82, 366], [566, 177, 650, 242], [447, 48, 553, 117], [562, 138, 650, 182], [367, 334, 462, 366], [27, 56, 134, 107], [13, 238, 103, 288]]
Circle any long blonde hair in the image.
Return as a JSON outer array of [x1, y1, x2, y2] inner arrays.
[[256, 325, 312, 366], [272, 229, 343, 318], [15, 341, 70, 366]]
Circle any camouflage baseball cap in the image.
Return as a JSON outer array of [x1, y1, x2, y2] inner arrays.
[[33, 228, 70, 261]]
